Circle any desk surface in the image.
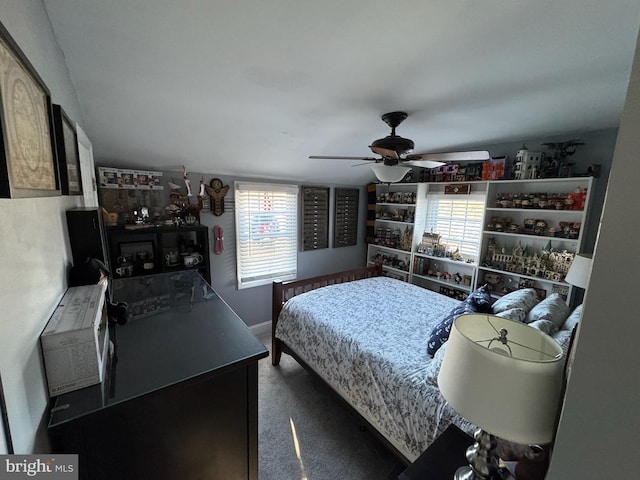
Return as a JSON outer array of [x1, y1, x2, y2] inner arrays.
[[49, 270, 268, 428]]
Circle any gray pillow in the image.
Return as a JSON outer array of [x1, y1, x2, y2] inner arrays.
[[552, 329, 573, 356], [529, 319, 559, 336], [526, 293, 570, 328], [562, 304, 583, 331], [491, 288, 539, 315], [495, 307, 527, 323]]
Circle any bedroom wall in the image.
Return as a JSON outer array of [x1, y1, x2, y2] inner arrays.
[[202, 179, 368, 328], [0, 0, 86, 453], [547, 26, 640, 479], [95, 169, 369, 328]]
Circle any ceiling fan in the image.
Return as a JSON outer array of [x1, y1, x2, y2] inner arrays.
[[309, 111, 490, 182]]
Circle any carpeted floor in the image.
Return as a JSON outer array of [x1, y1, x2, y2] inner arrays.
[[257, 333, 406, 480]]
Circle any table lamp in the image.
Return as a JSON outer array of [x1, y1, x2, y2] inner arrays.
[[438, 314, 564, 480], [564, 253, 593, 289]]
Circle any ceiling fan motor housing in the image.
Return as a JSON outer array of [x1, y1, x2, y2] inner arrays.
[[371, 111, 415, 159], [371, 135, 415, 156]]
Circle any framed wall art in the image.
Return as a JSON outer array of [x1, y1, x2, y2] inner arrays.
[[0, 21, 59, 198], [301, 186, 329, 251], [52, 104, 82, 195], [334, 187, 359, 247], [0, 374, 12, 454]]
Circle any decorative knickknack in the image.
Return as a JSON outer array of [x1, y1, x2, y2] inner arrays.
[[205, 178, 230, 216]]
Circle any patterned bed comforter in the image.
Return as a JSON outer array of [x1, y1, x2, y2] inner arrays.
[[274, 276, 476, 462]]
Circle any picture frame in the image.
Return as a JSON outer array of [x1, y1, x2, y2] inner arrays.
[[301, 186, 329, 251], [52, 104, 82, 195], [334, 187, 359, 248], [0, 22, 59, 198], [0, 374, 12, 454]]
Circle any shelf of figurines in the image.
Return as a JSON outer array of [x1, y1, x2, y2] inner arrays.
[[414, 252, 477, 268], [372, 225, 413, 252], [368, 250, 411, 273], [367, 261, 410, 280], [484, 223, 581, 242], [412, 272, 474, 293], [492, 189, 587, 210], [375, 190, 417, 205], [484, 213, 582, 240], [413, 255, 474, 291], [478, 268, 570, 301], [480, 240, 575, 286], [375, 206, 415, 224], [413, 278, 470, 301]]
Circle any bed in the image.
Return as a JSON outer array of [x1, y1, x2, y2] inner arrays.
[[271, 265, 578, 463]]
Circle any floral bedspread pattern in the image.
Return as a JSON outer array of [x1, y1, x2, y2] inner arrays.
[[275, 276, 477, 461]]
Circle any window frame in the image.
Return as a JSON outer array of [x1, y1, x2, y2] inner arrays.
[[234, 181, 299, 289], [423, 192, 486, 261]]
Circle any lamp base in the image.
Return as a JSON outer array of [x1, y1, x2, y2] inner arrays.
[[453, 428, 500, 480]]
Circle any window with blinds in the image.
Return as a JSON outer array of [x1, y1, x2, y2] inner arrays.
[[234, 182, 299, 289], [424, 194, 485, 259]]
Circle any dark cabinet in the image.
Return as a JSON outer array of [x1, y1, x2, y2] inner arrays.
[[48, 271, 268, 480], [66, 208, 109, 266], [106, 225, 211, 284]]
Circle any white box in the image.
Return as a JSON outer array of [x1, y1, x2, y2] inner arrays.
[[41, 282, 110, 397]]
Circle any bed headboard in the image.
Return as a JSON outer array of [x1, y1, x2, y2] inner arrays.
[[271, 264, 382, 363]]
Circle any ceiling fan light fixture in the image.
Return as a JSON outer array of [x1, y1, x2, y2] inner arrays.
[[371, 164, 411, 183]]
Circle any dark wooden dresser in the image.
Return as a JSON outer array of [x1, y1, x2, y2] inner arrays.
[[48, 271, 268, 480]]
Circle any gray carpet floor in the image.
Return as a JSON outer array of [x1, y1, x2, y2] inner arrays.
[[257, 333, 406, 480]]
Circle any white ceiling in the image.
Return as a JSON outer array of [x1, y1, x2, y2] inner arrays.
[[42, 0, 640, 185]]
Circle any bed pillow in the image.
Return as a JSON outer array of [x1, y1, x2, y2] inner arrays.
[[562, 304, 583, 331], [491, 288, 539, 315], [552, 329, 573, 356], [465, 284, 494, 314], [525, 293, 570, 328], [427, 285, 492, 356], [495, 307, 527, 323], [529, 319, 559, 336]]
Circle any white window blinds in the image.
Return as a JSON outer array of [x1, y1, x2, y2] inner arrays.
[[235, 182, 299, 289], [424, 194, 485, 259]]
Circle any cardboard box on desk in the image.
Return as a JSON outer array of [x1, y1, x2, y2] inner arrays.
[[41, 282, 110, 397]]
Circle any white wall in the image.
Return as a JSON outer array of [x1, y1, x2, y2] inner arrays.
[[547, 28, 640, 479], [0, 0, 86, 453]]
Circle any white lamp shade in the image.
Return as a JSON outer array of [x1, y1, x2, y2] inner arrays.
[[371, 164, 411, 183], [564, 253, 593, 289], [438, 314, 564, 445]]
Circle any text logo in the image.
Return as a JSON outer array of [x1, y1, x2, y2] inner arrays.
[[0, 455, 77, 479]]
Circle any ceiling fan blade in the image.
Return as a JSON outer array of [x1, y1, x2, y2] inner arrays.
[[369, 146, 399, 160], [406, 150, 490, 162], [402, 160, 446, 168], [309, 155, 377, 161]]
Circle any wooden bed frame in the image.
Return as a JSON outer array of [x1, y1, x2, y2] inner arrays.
[[271, 264, 382, 366], [270, 263, 415, 463], [271, 266, 580, 467]]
